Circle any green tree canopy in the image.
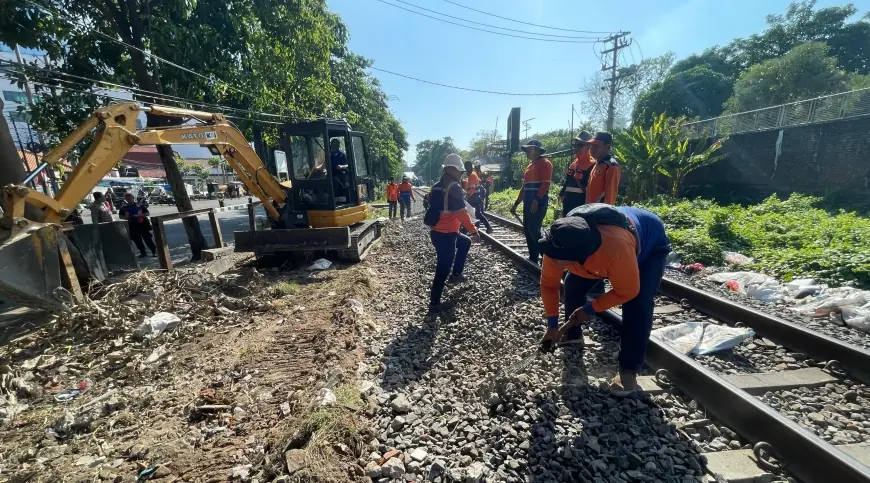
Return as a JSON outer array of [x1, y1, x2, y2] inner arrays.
[[633, 67, 733, 126], [412, 137, 458, 183], [724, 42, 848, 113]]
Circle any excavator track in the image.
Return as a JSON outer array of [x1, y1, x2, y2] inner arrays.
[[336, 219, 382, 262]]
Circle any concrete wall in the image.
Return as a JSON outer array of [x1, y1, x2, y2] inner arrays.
[[683, 116, 870, 200]]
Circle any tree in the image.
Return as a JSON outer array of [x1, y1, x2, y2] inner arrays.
[[206, 156, 227, 184], [633, 67, 733, 126], [724, 42, 848, 113], [670, 47, 743, 80], [412, 138, 458, 183], [580, 53, 675, 129]]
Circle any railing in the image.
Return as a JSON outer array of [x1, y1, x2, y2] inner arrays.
[[151, 208, 225, 271], [683, 87, 870, 138]]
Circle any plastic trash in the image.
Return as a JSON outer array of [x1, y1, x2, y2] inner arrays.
[[464, 200, 476, 221], [842, 306, 870, 334], [665, 251, 682, 270], [652, 322, 755, 355], [746, 281, 785, 302], [725, 280, 740, 292], [784, 278, 815, 291], [723, 251, 754, 265], [145, 346, 168, 363], [792, 289, 870, 317], [307, 258, 332, 271], [681, 263, 705, 275], [313, 387, 336, 406], [134, 312, 181, 338], [708, 271, 773, 291], [53, 379, 91, 403]]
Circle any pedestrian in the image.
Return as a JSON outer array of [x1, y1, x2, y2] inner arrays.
[[119, 192, 157, 258], [466, 160, 492, 233], [510, 139, 553, 264], [484, 174, 494, 210], [423, 154, 481, 315], [105, 189, 117, 213], [398, 176, 416, 220], [559, 131, 594, 216], [385, 177, 399, 219], [89, 192, 114, 223], [585, 132, 621, 205], [538, 204, 671, 395]]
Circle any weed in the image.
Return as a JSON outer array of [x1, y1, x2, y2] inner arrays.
[[273, 281, 298, 296]]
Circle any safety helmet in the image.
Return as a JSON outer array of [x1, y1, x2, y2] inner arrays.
[[442, 153, 464, 171], [473, 160, 482, 168]]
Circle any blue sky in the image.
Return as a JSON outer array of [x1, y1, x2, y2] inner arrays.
[[327, 0, 867, 164]]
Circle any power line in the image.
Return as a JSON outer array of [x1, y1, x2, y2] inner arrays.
[[369, 66, 591, 96], [372, 0, 599, 43], [440, 0, 618, 34], [388, 0, 600, 39], [17, 0, 298, 117]]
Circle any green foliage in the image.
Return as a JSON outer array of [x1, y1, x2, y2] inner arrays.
[[633, 66, 733, 125], [412, 137, 459, 183], [641, 194, 870, 288], [724, 42, 848, 113], [180, 162, 210, 181], [613, 114, 726, 201], [487, 188, 558, 226]]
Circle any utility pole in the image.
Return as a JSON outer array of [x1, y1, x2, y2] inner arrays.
[[522, 118, 535, 140], [14, 44, 57, 196], [601, 32, 632, 132], [571, 104, 574, 136]]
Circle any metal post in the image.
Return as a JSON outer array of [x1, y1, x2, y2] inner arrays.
[[775, 105, 786, 128], [247, 200, 256, 232], [807, 99, 817, 124]]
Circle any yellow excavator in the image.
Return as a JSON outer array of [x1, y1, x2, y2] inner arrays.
[[0, 102, 381, 312]]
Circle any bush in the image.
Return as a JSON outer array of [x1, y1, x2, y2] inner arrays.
[[667, 229, 725, 266], [488, 188, 559, 226]]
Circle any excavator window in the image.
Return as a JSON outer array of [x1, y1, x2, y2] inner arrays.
[[288, 134, 327, 180], [351, 136, 368, 176]]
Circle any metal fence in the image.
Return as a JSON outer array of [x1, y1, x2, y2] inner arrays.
[[683, 87, 870, 138]]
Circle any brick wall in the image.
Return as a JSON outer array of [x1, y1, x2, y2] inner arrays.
[[683, 116, 870, 199]]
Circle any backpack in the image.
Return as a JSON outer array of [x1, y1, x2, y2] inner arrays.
[[424, 181, 459, 227], [565, 203, 640, 255]]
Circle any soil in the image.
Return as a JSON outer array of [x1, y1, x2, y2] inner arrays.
[[0, 258, 377, 482]]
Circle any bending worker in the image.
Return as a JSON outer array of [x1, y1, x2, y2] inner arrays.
[[398, 176, 416, 220], [558, 131, 594, 216], [538, 204, 671, 395], [586, 132, 621, 205], [466, 160, 492, 233], [511, 139, 553, 264], [425, 154, 481, 314], [385, 177, 399, 219]]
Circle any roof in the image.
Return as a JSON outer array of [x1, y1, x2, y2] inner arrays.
[[481, 164, 502, 173], [18, 150, 73, 171], [121, 146, 162, 167]]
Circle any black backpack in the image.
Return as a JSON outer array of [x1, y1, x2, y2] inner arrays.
[[424, 181, 459, 227], [565, 203, 640, 255]]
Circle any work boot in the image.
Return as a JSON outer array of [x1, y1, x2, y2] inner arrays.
[[426, 301, 453, 316], [609, 371, 638, 397], [486, 227, 493, 234], [448, 274, 468, 284], [138, 253, 147, 258]]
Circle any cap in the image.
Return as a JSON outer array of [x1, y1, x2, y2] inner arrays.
[[572, 131, 593, 146], [521, 139, 546, 153], [537, 216, 602, 264], [588, 131, 613, 145], [473, 160, 482, 168], [442, 153, 464, 171]]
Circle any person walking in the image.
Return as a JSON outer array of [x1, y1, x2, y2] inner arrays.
[[424, 154, 481, 315], [538, 204, 671, 395], [559, 131, 594, 216], [466, 160, 492, 233], [119, 193, 156, 258], [510, 139, 553, 264], [585, 132, 621, 205], [398, 176, 416, 220], [385, 177, 399, 219], [89, 192, 114, 223]]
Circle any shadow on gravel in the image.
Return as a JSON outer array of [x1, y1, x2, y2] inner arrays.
[[378, 309, 454, 392], [523, 346, 707, 482]]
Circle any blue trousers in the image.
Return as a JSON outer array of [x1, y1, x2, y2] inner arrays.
[[470, 193, 491, 230], [563, 249, 668, 372], [523, 198, 548, 263], [429, 230, 471, 306]]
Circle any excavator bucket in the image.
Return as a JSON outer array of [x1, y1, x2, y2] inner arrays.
[[0, 226, 69, 312]]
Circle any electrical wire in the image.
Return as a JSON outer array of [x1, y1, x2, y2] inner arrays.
[[440, 0, 617, 34], [17, 0, 298, 117], [387, 0, 600, 39], [368, 66, 591, 96], [372, 0, 599, 43]]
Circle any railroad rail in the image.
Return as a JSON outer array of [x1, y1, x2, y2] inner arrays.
[[480, 210, 870, 483]]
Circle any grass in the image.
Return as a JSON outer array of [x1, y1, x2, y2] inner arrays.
[[273, 281, 299, 296], [487, 188, 561, 226]]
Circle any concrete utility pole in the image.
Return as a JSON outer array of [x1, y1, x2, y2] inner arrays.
[[601, 32, 632, 132]]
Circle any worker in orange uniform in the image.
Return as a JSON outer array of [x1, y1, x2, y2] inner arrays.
[[510, 139, 553, 264], [423, 154, 481, 315], [484, 174, 494, 210], [465, 160, 492, 233], [585, 132, 621, 205], [385, 177, 399, 219], [558, 131, 594, 216], [538, 204, 671, 395], [398, 176, 416, 221]]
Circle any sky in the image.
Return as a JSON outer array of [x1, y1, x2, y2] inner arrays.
[[327, 0, 867, 165]]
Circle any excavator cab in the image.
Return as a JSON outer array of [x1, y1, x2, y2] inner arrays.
[[277, 120, 376, 228]]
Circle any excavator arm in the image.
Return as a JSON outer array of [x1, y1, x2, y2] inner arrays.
[[5, 102, 288, 226]]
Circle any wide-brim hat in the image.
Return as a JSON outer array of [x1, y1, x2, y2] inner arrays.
[[521, 139, 546, 154]]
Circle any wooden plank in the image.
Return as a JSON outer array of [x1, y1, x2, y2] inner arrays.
[[56, 231, 83, 303], [154, 207, 213, 222], [153, 218, 172, 271], [208, 209, 224, 248]]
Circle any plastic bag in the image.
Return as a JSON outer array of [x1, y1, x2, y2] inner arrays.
[[792, 289, 870, 317], [723, 251, 754, 265], [652, 322, 755, 355], [665, 251, 682, 270], [842, 306, 870, 334], [134, 312, 181, 338], [746, 281, 785, 302], [707, 271, 773, 291], [464, 200, 476, 221], [307, 258, 332, 271]]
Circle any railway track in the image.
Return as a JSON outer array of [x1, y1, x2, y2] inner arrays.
[[480, 210, 870, 483]]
